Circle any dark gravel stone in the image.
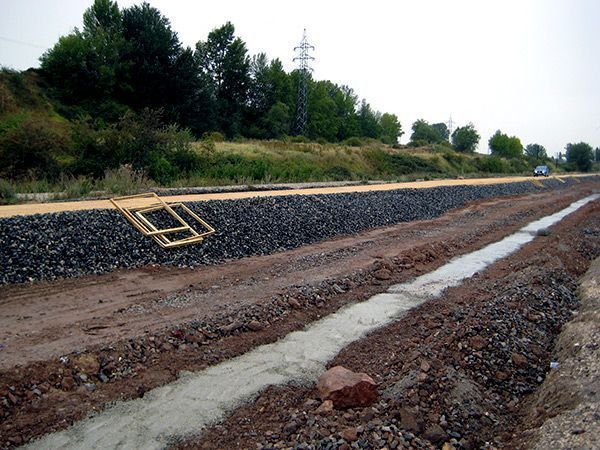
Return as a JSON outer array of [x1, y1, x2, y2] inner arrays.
[[0, 178, 590, 285]]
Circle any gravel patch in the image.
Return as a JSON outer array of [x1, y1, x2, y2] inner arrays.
[[522, 257, 600, 450], [0, 179, 589, 285]]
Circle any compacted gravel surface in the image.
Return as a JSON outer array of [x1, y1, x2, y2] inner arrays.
[[0, 179, 583, 285]]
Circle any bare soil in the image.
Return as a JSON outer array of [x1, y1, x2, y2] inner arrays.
[[175, 197, 599, 450], [0, 185, 597, 448]]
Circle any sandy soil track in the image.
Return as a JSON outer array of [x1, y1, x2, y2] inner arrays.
[[0, 175, 584, 218]]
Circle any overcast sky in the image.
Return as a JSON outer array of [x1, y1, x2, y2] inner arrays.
[[1, 0, 599, 155]]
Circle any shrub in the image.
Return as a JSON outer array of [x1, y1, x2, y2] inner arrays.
[[290, 135, 310, 143], [343, 136, 364, 147], [62, 175, 93, 198], [148, 154, 179, 185], [0, 178, 16, 204], [475, 156, 511, 173], [325, 165, 353, 181], [0, 115, 72, 179], [202, 131, 225, 142], [99, 165, 152, 195]]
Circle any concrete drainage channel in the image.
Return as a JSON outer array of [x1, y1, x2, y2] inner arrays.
[[25, 195, 598, 450]]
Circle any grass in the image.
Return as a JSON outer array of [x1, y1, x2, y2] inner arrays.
[[1, 139, 574, 205]]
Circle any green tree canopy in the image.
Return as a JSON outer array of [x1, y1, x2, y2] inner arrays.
[[488, 130, 523, 158], [451, 123, 480, 152], [357, 100, 381, 139], [38, 1, 403, 145], [379, 113, 403, 145], [524, 143, 547, 161], [196, 22, 250, 137], [431, 122, 449, 141], [410, 119, 444, 144], [565, 142, 593, 171]]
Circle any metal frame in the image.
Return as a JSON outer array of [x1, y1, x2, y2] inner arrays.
[[110, 192, 215, 248]]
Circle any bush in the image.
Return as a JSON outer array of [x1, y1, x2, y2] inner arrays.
[[71, 109, 199, 183], [290, 135, 310, 143], [0, 115, 72, 179], [62, 175, 93, 198], [0, 178, 16, 204], [343, 136, 364, 147], [148, 154, 179, 185], [475, 156, 511, 173], [99, 165, 152, 195], [202, 131, 225, 142], [325, 165, 353, 181]]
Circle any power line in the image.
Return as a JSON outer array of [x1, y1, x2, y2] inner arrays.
[[293, 28, 314, 136], [0, 36, 47, 50]]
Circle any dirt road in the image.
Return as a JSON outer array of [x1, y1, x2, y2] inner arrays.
[[0, 175, 584, 218], [0, 185, 597, 448]]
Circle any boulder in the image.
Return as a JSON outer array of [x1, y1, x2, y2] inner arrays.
[[72, 354, 100, 375], [317, 366, 378, 408]]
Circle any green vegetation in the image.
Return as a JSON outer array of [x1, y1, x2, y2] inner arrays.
[[1, 0, 596, 204], [488, 130, 523, 158], [451, 124, 480, 153], [566, 142, 594, 172]]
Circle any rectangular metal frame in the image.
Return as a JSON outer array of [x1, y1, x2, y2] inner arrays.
[[110, 192, 215, 248]]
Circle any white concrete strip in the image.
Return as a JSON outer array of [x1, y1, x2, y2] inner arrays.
[[25, 195, 598, 450]]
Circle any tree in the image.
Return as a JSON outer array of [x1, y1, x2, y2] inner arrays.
[[262, 102, 290, 138], [488, 130, 523, 158], [595, 147, 600, 163], [451, 123, 480, 152], [307, 80, 339, 141], [357, 100, 381, 139], [332, 85, 360, 141], [196, 22, 250, 137], [431, 122, 449, 141], [379, 113, 403, 145], [120, 3, 183, 111], [410, 119, 444, 144], [245, 54, 293, 138], [40, 0, 126, 118], [524, 143, 547, 161], [565, 142, 593, 171]]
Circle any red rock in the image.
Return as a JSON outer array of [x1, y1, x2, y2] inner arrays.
[[511, 353, 528, 368], [373, 269, 392, 280], [341, 426, 358, 441], [61, 376, 75, 391], [398, 407, 421, 432], [219, 321, 243, 333], [316, 399, 334, 414], [7, 392, 18, 405], [469, 336, 487, 350], [420, 360, 431, 372], [171, 330, 185, 340], [73, 354, 100, 374], [247, 320, 264, 331], [288, 298, 302, 309], [495, 371, 509, 381], [317, 366, 378, 408], [424, 423, 448, 443]]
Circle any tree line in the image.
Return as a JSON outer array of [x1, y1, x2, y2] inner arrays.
[[40, 0, 402, 144], [406, 119, 597, 172]]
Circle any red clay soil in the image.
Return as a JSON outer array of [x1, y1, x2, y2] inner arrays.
[[0, 185, 597, 448], [175, 199, 599, 450]]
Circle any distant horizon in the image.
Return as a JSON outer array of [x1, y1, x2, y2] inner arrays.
[[2, 0, 599, 156]]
